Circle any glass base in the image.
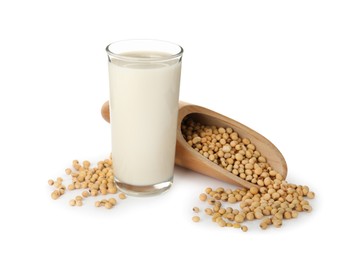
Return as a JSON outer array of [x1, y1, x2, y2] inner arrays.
[[115, 177, 173, 196]]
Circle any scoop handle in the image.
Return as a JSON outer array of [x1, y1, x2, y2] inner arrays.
[[101, 101, 110, 123]]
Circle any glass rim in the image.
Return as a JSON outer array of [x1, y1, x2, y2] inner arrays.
[[106, 39, 183, 62]]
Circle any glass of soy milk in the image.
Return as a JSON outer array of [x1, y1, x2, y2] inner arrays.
[[106, 39, 183, 196]]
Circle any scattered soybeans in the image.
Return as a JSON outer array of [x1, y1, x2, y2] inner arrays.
[[241, 226, 248, 232], [199, 193, 207, 201], [82, 191, 90, 198], [193, 207, 200, 213], [104, 202, 113, 209], [272, 218, 282, 228], [196, 178, 314, 231], [259, 221, 269, 230], [108, 198, 117, 206], [51, 190, 60, 200], [205, 208, 213, 215], [48, 157, 127, 209], [94, 198, 116, 209], [307, 192, 315, 199], [192, 216, 200, 222], [118, 193, 127, 200], [233, 223, 241, 229]]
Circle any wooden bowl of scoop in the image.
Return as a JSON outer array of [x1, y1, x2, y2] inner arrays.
[[101, 101, 287, 188]]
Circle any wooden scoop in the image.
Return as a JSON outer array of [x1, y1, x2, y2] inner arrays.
[[101, 101, 287, 188]]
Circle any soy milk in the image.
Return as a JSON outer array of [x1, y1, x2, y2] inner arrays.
[[108, 51, 181, 187]]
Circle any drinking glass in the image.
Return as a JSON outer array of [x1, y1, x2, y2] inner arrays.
[[106, 39, 183, 196]]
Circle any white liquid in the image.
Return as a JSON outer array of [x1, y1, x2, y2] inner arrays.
[[108, 51, 181, 186]]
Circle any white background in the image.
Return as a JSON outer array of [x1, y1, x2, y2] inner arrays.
[[0, 0, 354, 259]]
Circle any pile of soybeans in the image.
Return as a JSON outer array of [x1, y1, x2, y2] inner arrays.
[[182, 117, 315, 231]]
